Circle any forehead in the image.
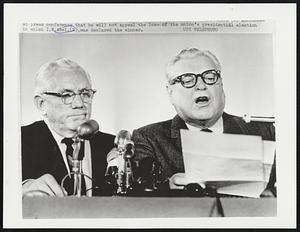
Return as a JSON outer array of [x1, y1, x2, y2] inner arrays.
[[168, 56, 218, 78], [48, 68, 91, 91]]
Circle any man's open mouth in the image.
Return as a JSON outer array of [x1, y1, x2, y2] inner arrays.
[[195, 96, 209, 104]]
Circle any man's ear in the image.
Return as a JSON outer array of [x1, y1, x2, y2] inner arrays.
[[34, 95, 47, 116], [166, 84, 173, 96], [166, 84, 175, 106]]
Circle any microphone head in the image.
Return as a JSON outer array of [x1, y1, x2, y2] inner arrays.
[[114, 130, 132, 149], [76, 119, 99, 140], [106, 147, 119, 163], [124, 142, 134, 158]]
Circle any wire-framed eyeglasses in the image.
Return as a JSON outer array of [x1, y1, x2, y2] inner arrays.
[[169, 69, 221, 88], [43, 89, 96, 105]]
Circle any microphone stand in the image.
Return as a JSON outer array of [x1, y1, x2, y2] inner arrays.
[[71, 137, 84, 197], [61, 119, 99, 197], [116, 148, 124, 194], [116, 144, 134, 195], [124, 144, 134, 192]]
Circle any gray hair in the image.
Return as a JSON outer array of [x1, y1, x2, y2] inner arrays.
[[165, 48, 221, 80], [34, 58, 92, 95]]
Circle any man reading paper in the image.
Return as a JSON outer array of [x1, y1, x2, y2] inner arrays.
[[131, 48, 276, 197]]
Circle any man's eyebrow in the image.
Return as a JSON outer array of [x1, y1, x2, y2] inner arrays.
[[60, 89, 74, 93], [60, 88, 90, 93]]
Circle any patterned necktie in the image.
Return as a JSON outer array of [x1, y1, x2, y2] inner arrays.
[[201, 128, 213, 132]]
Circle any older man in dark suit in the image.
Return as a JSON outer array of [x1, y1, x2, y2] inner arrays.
[[132, 48, 276, 196], [22, 58, 114, 197]]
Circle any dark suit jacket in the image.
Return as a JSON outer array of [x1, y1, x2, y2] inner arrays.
[[132, 113, 276, 193], [21, 120, 115, 196]]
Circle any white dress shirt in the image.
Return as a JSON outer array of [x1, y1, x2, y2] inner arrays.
[[185, 116, 224, 134]]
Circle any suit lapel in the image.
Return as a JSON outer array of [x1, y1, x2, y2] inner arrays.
[[169, 115, 188, 171], [222, 112, 249, 134], [39, 121, 68, 182]]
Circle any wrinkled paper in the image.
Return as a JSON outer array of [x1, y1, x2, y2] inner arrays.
[[181, 129, 275, 198]]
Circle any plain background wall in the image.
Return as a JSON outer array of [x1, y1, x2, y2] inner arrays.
[[20, 32, 274, 135]]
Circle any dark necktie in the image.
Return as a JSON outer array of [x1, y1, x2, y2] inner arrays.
[[61, 138, 74, 171], [201, 128, 213, 132], [61, 138, 86, 195]]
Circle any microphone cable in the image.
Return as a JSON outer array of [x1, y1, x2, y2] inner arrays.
[[184, 183, 225, 217], [208, 193, 225, 217], [204, 186, 225, 217]]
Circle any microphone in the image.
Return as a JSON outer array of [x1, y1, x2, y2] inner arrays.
[[107, 130, 134, 169], [71, 119, 99, 197], [107, 148, 119, 163], [76, 119, 99, 140], [243, 114, 275, 123], [124, 143, 134, 158], [73, 119, 99, 161], [114, 130, 132, 150], [106, 130, 133, 163], [107, 130, 135, 194]]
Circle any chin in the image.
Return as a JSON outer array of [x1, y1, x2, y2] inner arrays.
[[192, 111, 214, 121], [68, 120, 87, 130]]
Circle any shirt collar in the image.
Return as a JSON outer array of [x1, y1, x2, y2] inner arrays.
[[186, 116, 224, 134], [44, 119, 67, 145]]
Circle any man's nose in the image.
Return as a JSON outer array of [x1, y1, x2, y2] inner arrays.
[[71, 94, 85, 108], [195, 77, 207, 90]]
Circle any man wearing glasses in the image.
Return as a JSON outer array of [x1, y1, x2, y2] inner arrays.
[[132, 48, 276, 196], [21, 58, 114, 197]]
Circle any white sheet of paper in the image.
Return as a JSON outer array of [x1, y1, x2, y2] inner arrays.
[[262, 140, 276, 182], [181, 129, 275, 198]]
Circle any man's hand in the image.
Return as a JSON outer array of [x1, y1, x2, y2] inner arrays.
[[169, 173, 206, 190], [22, 174, 67, 197], [169, 173, 191, 189]]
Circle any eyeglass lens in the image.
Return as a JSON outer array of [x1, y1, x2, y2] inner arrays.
[[62, 90, 94, 104], [181, 70, 219, 87]]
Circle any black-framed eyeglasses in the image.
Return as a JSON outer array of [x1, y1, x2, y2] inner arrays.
[[42, 89, 96, 105], [169, 69, 221, 88]]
